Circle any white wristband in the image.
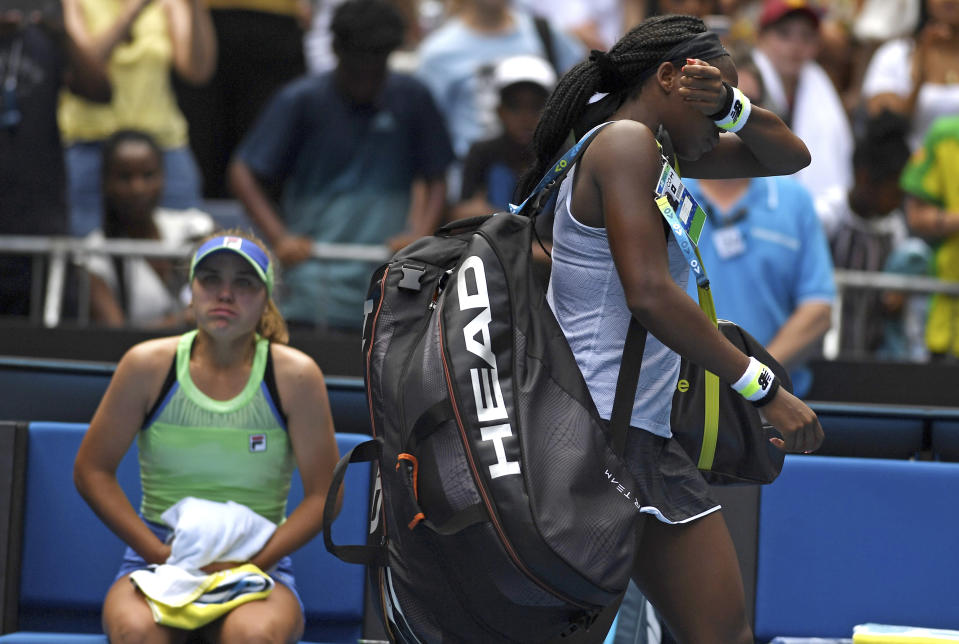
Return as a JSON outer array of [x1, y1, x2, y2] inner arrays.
[[732, 356, 776, 402], [714, 85, 752, 134]]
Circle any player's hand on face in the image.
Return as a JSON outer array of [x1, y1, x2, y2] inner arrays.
[[679, 58, 726, 116]]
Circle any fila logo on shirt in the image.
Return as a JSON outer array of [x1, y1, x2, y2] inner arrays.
[[249, 434, 267, 452]]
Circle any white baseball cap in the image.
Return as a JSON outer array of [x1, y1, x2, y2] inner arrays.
[[493, 55, 557, 94]]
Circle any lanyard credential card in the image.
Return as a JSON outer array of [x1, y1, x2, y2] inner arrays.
[[653, 159, 721, 457], [655, 161, 707, 246], [652, 156, 718, 325], [656, 194, 711, 297], [654, 165, 712, 292]]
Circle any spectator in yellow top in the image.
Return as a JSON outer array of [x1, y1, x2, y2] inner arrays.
[[60, 0, 216, 237]]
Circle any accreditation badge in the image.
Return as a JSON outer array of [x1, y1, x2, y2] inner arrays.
[[712, 225, 747, 260], [655, 162, 707, 245]]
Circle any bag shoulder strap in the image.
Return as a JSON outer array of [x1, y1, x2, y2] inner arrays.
[[609, 319, 647, 455], [509, 121, 613, 218]]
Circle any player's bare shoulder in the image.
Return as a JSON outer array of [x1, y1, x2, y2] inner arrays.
[[108, 336, 179, 414], [270, 344, 327, 401], [586, 120, 661, 183], [118, 337, 178, 378]]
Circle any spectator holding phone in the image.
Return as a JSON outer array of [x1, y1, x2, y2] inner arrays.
[[1, 4, 110, 317], [59, 0, 216, 236]]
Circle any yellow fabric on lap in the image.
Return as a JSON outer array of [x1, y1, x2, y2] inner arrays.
[[141, 563, 273, 630]]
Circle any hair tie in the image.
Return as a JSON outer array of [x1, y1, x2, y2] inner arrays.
[[589, 49, 628, 93]]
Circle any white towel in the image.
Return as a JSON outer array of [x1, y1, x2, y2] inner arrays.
[[752, 50, 853, 201], [162, 497, 277, 573], [130, 497, 277, 607]]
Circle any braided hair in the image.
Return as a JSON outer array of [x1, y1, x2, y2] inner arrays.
[[516, 14, 707, 199]]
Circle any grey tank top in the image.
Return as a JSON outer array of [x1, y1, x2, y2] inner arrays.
[[547, 164, 689, 437]]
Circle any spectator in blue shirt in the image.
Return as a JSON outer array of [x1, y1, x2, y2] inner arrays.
[[229, 0, 454, 332]]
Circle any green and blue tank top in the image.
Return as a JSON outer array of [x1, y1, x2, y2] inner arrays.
[[138, 330, 294, 524]]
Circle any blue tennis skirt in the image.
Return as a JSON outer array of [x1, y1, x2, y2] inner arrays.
[[115, 518, 303, 616]]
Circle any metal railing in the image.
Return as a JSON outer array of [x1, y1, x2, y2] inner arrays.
[[825, 269, 959, 360], [5, 237, 959, 358], [0, 235, 392, 327]]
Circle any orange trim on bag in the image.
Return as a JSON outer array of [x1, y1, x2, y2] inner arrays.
[[408, 512, 425, 530], [396, 453, 419, 500]]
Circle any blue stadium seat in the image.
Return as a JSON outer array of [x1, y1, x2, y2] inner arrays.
[[326, 377, 372, 436], [14, 422, 139, 636], [754, 455, 959, 641], [808, 403, 925, 459], [0, 423, 370, 644], [931, 418, 959, 461]]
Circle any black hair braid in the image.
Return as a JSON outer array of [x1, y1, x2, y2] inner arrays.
[[514, 58, 603, 200], [516, 14, 707, 201]]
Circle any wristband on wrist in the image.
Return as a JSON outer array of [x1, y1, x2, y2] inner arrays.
[[707, 81, 735, 119], [713, 84, 751, 133], [732, 356, 779, 407]]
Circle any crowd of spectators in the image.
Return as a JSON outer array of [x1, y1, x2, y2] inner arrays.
[[2, 0, 959, 365]]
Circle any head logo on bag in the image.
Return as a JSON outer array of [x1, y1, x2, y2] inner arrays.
[[456, 255, 520, 479]]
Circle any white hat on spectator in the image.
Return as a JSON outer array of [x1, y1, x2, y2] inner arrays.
[[493, 55, 557, 94]]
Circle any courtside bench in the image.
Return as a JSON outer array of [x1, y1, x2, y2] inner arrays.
[[0, 422, 370, 644], [754, 454, 959, 641]]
